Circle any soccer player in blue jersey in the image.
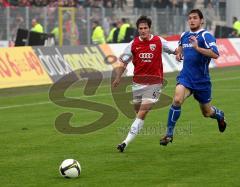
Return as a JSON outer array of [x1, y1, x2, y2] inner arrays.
[[160, 9, 227, 146]]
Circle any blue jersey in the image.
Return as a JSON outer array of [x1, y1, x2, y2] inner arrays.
[[177, 29, 219, 90]]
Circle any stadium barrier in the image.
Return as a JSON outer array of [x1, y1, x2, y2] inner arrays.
[[215, 38, 240, 67], [0, 38, 239, 89], [0, 47, 52, 89], [33, 45, 113, 82], [0, 40, 9, 47]]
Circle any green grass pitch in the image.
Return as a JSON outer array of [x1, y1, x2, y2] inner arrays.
[[0, 66, 239, 187]]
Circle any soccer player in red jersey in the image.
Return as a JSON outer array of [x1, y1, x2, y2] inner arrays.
[[112, 16, 176, 152]]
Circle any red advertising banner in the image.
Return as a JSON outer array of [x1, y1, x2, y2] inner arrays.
[[215, 39, 240, 67], [0, 47, 52, 88]]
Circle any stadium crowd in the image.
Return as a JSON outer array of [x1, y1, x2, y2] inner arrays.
[[0, 0, 125, 8], [0, 0, 227, 9], [0, 0, 199, 9], [1, 0, 237, 46]]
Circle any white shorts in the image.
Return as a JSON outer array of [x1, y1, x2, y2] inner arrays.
[[132, 82, 162, 104]]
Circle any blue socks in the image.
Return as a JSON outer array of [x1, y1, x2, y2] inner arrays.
[[166, 105, 181, 137], [166, 105, 223, 137], [210, 106, 224, 121]]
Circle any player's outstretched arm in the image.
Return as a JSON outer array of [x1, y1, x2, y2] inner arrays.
[[175, 46, 183, 62], [159, 36, 176, 55], [112, 62, 127, 87], [112, 42, 132, 87]]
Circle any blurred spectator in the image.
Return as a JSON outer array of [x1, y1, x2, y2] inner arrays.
[[58, 0, 76, 7], [0, 0, 11, 7], [75, 5, 86, 43], [107, 22, 117, 43], [91, 20, 105, 44], [0, 0, 121, 7], [117, 18, 130, 43], [46, 6, 58, 26], [31, 0, 48, 7], [204, 0, 210, 8], [134, 0, 152, 8], [31, 18, 43, 33], [68, 0, 77, 7], [76, 0, 85, 6], [218, 0, 226, 20], [51, 22, 59, 43], [171, 0, 178, 9], [205, 2, 215, 30], [76, 5, 87, 43], [11, 15, 25, 41], [103, 0, 115, 8], [18, 0, 31, 6], [103, 17, 111, 36], [123, 26, 137, 42], [176, 0, 195, 15], [94, 0, 102, 7], [141, 0, 152, 8], [84, 0, 93, 7], [90, 7, 102, 22], [63, 13, 80, 45], [8, 0, 18, 6], [84, 0, 101, 8], [228, 30, 239, 38], [133, 0, 141, 8], [117, 0, 127, 11], [153, 0, 172, 9], [48, 0, 59, 6], [232, 17, 240, 36], [58, 0, 68, 7], [112, 20, 121, 43], [186, 0, 195, 11]]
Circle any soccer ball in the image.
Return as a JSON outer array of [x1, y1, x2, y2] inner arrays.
[[59, 159, 81, 178]]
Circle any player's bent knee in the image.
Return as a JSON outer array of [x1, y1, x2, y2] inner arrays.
[[173, 96, 184, 106], [137, 110, 149, 120], [202, 111, 211, 117]]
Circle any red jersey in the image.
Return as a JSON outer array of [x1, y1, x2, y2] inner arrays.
[[120, 35, 175, 84], [132, 35, 163, 84]]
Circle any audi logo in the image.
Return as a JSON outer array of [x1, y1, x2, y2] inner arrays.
[[139, 53, 154, 59]]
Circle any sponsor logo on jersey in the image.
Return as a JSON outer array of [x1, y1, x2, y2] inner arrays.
[[139, 53, 154, 59], [139, 53, 154, 62], [150, 44, 156, 51], [182, 43, 193, 48]]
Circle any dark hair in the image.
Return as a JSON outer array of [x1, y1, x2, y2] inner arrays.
[[136, 16, 152, 28], [93, 20, 99, 25], [112, 22, 117, 27], [122, 18, 127, 23], [188, 9, 204, 19]]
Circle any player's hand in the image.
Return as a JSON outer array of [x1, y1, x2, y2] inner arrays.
[[112, 78, 121, 87], [176, 53, 183, 62], [189, 36, 198, 49]]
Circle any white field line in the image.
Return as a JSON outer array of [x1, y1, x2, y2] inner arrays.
[[0, 76, 239, 110]]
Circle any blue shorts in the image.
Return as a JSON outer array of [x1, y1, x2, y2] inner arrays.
[[191, 89, 212, 104], [177, 78, 212, 104]]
